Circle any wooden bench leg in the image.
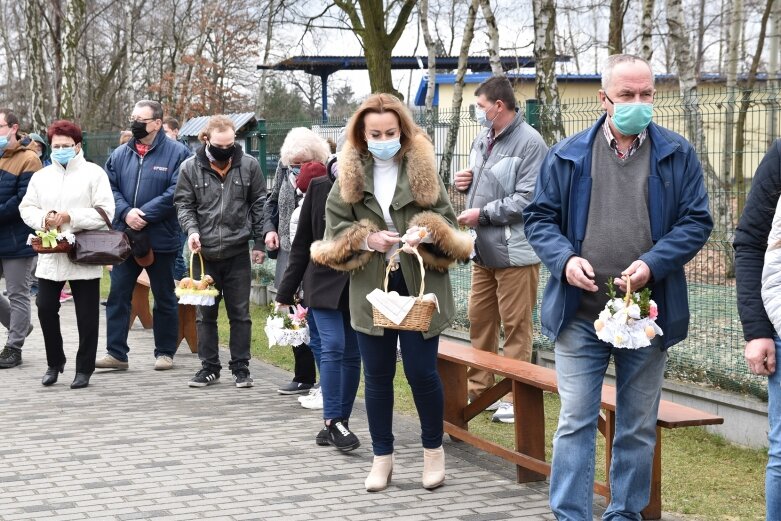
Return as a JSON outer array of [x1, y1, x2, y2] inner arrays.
[[513, 381, 546, 483], [600, 409, 616, 504], [129, 283, 153, 329], [438, 358, 468, 440], [177, 305, 198, 353], [642, 426, 663, 520]]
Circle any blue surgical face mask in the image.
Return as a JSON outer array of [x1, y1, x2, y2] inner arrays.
[[474, 103, 496, 128], [51, 147, 77, 165], [606, 95, 653, 136], [289, 165, 301, 175], [0, 129, 11, 152], [367, 138, 401, 161]]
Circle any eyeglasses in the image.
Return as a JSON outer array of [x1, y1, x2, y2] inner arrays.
[[51, 144, 77, 150], [128, 117, 155, 124]]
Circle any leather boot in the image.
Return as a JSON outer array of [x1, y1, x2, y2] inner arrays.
[[41, 365, 64, 386], [70, 372, 91, 389], [365, 454, 394, 492], [422, 446, 445, 489]]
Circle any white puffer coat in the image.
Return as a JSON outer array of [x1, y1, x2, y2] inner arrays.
[[19, 152, 115, 281], [762, 196, 781, 334]]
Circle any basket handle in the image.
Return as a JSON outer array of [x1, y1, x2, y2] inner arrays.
[[623, 275, 632, 306], [382, 246, 426, 299], [189, 251, 206, 280]]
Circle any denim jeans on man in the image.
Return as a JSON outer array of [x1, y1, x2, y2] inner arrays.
[[550, 317, 667, 521], [196, 252, 252, 373], [768, 339, 781, 521], [355, 270, 444, 456], [311, 308, 360, 421], [105, 253, 178, 362]]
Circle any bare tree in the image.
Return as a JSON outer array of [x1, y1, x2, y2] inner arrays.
[[419, 0, 437, 140], [639, 0, 654, 60], [439, 0, 479, 183], [331, 0, 416, 97], [533, 0, 565, 143], [733, 0, 776, 218], [60, 0, 86, 120], [480, 0, 504, 77], [608, 0, 628, 54], [24, 0, 48, 132], [721, 0, 741, 186]]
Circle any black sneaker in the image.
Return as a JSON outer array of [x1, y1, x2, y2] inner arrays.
[[189, 368, 220, 387], [316, 426, 329, 446], [0, 347, 22, 368], [232, 367, 254, 388], [327, 419, 360, 452], [277, 381, 313, 395]]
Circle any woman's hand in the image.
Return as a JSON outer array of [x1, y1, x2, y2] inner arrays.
[[45, 211, 70, 229], [367, 231, 400, 253]]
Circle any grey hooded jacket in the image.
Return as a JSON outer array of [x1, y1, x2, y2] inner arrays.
[[464, 111, 547, 268]]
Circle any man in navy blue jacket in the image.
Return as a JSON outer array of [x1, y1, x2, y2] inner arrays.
[[97, 100, 190, 372], [523, 55, 713, 520]]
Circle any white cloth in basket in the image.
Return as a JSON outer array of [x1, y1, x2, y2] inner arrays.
[[366, 289, 440, 326]]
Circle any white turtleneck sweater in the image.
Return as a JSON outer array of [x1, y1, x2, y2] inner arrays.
[[372, 156, 399, 233]]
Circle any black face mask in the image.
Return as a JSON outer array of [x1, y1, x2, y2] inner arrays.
[[209, 144, 234, 162], [131, 120, 150, 140]]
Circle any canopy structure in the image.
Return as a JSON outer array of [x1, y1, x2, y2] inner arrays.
[[257, 55, 570, 121], [179, 112, 258, 138]]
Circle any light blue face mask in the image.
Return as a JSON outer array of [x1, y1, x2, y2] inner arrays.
[[0, 130, 11, 152], [474, 103, 496, 128], [607, 96, 653, 136], [367, 138, 401, 161], [51, 147, 77, 165]]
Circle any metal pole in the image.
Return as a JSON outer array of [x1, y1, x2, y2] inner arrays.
[[321, 73, 330, 123]]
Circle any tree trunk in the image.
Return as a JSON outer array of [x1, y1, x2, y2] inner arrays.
[[533, 0, 566, 144], [25, 0, 48, 132], [640, 0, 654, 60], [257, 0, 277, 113], [419, 0, 437, 140], [439, 0, 479, 184], [666, 0, 733, 273], [722, 0, 741, 186], [769, 1, 781, 148], [60, 0, 85, 120], [694, 0, 706, 78], [608, 0, 624, 55], [479, 0, 504, 77], [734, 0, 775, 219]]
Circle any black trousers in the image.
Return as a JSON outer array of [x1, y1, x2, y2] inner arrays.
[[293, 343, 316, 384], [37, 278, 100, 374]]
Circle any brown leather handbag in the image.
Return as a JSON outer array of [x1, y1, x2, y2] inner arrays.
[[67, 207, 132, 265]]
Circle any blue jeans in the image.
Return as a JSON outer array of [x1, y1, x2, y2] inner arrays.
[[310, 308, 360, 421], [355, 269, 444, 456], [768, 339, 781, 520], [550, 318, 667, 521], [105, 253, 179, 361], [174, 230, 187, 280]]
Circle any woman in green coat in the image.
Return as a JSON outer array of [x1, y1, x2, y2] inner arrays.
[[311, 93, 473, 492]]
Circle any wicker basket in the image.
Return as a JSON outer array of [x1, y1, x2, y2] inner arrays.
[[175, 252, 219, 306], [31, 236, 72, 254], [371, 247, 436, 332]]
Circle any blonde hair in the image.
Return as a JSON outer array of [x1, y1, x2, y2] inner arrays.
[[279, 127, 331, 166], [199, 115, 235, 143], [345, 93, 424, 160]]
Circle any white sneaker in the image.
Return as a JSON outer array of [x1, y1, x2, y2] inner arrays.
[[154, 355, 174, 371], [491, 401, 514, 423], [300, 387, 323, 410], [298, 386, 319, 403]]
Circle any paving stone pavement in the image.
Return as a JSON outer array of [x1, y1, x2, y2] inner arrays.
[[0, 294, 680, 521]]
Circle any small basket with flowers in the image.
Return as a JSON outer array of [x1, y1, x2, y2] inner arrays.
[[594, 275, 663, 349], [264, 303, 310, 347]]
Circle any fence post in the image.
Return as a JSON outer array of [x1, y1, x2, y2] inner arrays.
[[257, 119, 267, 179]]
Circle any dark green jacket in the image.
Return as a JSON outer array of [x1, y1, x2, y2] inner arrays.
[[311, 134, 473, 338]]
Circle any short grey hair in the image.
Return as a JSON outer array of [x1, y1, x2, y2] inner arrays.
[[134, 100, 164, 120], [279, 127, 331, 166], [601, 54, 654, 90]]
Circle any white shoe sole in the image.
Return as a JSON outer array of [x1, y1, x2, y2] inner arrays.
[[188, 378, 220, 388], [301, 400, 324, 410]]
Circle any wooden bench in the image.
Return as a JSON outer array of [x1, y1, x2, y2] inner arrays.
[[108, 267, 197, 353], [437, 339, 724, 520]]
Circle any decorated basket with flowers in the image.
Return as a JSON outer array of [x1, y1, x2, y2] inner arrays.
[[175, 252, 219, 306], [27, 227, 75, 254], [594, 275, 663, 349], [264, 303, 310, 347]]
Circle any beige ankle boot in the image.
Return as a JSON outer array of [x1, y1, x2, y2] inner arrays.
[[422, 446, 445, 489], [365, 454, 394, 492]]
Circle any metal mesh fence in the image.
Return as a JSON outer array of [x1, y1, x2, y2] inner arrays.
[[83, 85, 778, 399]]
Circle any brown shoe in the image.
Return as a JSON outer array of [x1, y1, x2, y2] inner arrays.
[[95, 354, 128, 370]]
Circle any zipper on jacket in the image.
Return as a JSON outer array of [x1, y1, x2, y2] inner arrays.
[[467, 146, 491, 209], [219, 182, 224, 257], [132, 156, 144, 207]]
